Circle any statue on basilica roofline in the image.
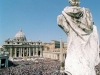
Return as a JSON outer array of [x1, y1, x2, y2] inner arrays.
[[57, 0, 100, 75]]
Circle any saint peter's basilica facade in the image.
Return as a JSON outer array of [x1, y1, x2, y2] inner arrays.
[[2, 30, 43, 59], [1, 29, 66, 62]]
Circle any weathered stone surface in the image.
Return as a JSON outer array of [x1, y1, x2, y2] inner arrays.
[[95, 63, 100, 75], [57, 0, 100, 75]]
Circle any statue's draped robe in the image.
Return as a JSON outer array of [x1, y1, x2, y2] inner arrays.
[[57, 7, 100, 75]]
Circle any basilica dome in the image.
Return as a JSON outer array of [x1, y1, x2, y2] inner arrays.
[[14, 29, 27, 41]]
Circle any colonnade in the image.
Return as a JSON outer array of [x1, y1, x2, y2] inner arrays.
[[9, 47, 43, 58]]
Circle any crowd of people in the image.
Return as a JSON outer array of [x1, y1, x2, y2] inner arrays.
[[0, 58, 65, 75], [1, 57, 99, 75]]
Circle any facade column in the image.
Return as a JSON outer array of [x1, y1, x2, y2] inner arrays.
[[36, 47, 38, 56], [10, 47, 12, 58], [27, 48, 28, 57], [20, 48, 22, 57], [40, 47, 42, 57], [29, 48, 31, 57], [15, 48, 17, 57], [23, 48, 24, 57], [33, 48, 35, 56], [0, 59, 1, 69]]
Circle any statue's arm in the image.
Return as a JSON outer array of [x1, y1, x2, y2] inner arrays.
[[57, 15, 63, 27], [57, 14, 69, 34], [85, 8, 93, 30]]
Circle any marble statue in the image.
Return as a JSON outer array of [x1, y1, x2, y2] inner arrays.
[[57, 0, 100, 75]]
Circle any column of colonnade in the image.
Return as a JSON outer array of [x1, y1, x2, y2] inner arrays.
[[10, 47, 12, 58], [12, 47, 43, 58], [33, 48, 35, 56], [14, 47, 22, 57], [23, 48, 24, 57], [29, 48, 31, 57], [26, 48, 28, 57], [15, 48, 17, 57], [36, 47, 38, 56], [20, 48, 22, 57], [40, 47, 42, 57]]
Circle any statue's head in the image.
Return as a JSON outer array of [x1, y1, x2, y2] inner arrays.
[[69, 0, 80, 6]]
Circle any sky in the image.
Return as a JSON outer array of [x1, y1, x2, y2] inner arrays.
[[0, 0, 100, 45]]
